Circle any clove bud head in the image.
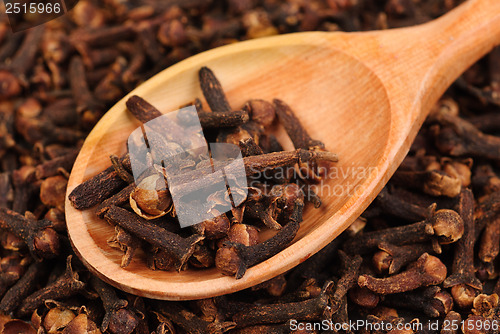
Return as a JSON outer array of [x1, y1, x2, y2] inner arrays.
[[244, 99, 276, 127], [348, 286, 380, 308], [130, 174, 172, 219], [215, 246, 241, 276], [417, 254, 448, 285], [358, 253, 447, 295], [108, 309, 138, 334], [43, 308, 76, 333], [423, 170, 462, 197], [61, 313, 101, 334], [192, 211, 231, 240], [372, 250, 392, 274], [271, 183, 304, 215], [33, 227, 60, 260], [430, 290, 454, 317], [429, 209, 464, 244], [473, 293, 499, 318], [226, 224, 259, 246], [451, 284, 479, 309], [0, 71, 22, 98]]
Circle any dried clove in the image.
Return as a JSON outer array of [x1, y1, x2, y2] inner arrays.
[[391, 169, 462, 198], [0, 1, 493, 331], [372, 241, 440, 275], [382, 286, 453, 318], [478, 215, 500, 263], [104, 205, 204, 270], [68, 155, 130, 209], [358, 253, 447, 294], [156, 301, 236, 334], [0, 172, 12, 209], [225, 223, 260, 247], [0, 261, 45, 315], [432, 109, 500, 160], [198, 66, 232, 113], [192, 211, 231, 239], [94, 57, 128, 104], [472, 164, 500, 196], [238, 137, 264, 158], [0, 255, 30, 297], [232, 281, 333, 328], [68, 55, 104, 128], [34, 150, 78, 180], [17, 256, 86, 317], [70, 24, 135, 48], [343, 209, 463, 255], [96, 183, 135, 218], [441, 311, 462, 334], [107, 226, 140, 268], [274, 98, 329, 180], [170, 149, 337, 198], [216, 202, 302, 278], [197, 110, 250, 128], [11, 166, 36, 215], [374, 187, 435, 221], [443, 189, 482, 309], [90, 276, 138, 333], [251, 274, 287, 297], [0, 27, 44, 99], [349, 286, 381, 309], [39, 175, 67, 210], [243, 99, 276, 128], [0, 208, 60, 260], [331, 250, 363, 312], [274, 99, 324, 152]]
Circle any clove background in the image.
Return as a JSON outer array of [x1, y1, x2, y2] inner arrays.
[[2, 0, 500, 333]]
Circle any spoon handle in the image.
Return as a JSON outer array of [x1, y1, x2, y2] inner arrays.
[[331, 0, 500, 126], [406, 0, 500, 117]]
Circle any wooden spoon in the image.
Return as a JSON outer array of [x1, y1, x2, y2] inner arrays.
[[66, 0, 500, 300]]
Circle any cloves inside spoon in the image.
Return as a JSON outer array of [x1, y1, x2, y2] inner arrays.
[[66, 0, 500, 300]]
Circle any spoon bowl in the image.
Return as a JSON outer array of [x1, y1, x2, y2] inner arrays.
[[66, 0, 500, 300]]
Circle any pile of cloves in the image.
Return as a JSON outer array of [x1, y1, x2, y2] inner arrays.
[[4, 0, 500, 333], [69, 66, 339, 276]]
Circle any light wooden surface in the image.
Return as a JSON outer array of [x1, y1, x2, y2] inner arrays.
[[66, 0, 500, 300]]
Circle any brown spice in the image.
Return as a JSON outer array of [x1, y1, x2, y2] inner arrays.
[[0, 208, 60, 260], [372, 241, 440, 275], [216, 202, 302, 278], [232, 281, 333, 327], [331, 250, 363, 312], [0, 262, 47, 314], [443, 189, 482, 309], [343, 209, 463, 255], [17, 256, 85, 317], [90, 276, 138, 333], [104, 205, 204, 270], [198, 66, 232, 113], [68, 155, 129, 209], [156, 301, 236, 334], [382, 286, 453, 318], [392, 169, 462, 198], [374, 187, 435, 221], [358, 253, 447, 295], [107, 226, 140, 268]]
